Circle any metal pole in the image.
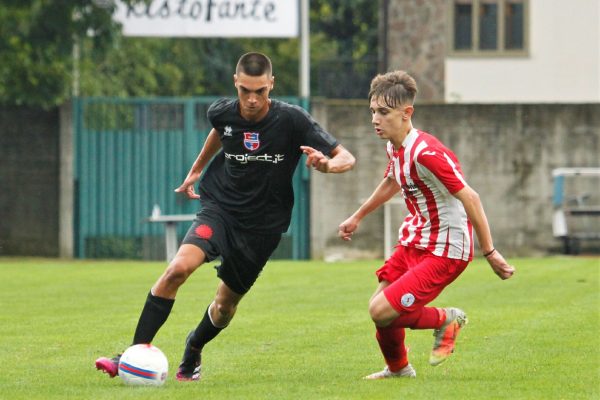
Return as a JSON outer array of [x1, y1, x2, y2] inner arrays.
[[300, 0, 310, 98], [384, 202, 391, 259], [379, 0, 389, 73], [299, 0, 310, 259], [72, 37, 80, 97]]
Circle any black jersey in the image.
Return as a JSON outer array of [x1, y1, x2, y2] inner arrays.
[[198, 98, 338, 233]]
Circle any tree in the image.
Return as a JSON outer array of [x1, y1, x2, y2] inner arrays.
[[0, 0, 379, 105], [311, 0, 378, 60], [0, 0, 121, 107], [310, 0, 379, 98], [78, 36, 302, 97]]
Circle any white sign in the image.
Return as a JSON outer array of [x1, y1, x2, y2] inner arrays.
[[114, 0, 299, 38]]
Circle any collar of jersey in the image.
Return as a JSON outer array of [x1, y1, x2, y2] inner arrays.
[[392, 128, 419, 156]]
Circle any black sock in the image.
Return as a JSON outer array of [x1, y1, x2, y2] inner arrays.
[[189, 305, 225, 352], [132, 292, 175, 344]]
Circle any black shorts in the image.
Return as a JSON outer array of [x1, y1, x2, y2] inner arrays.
[[181, 206, 281, 295]]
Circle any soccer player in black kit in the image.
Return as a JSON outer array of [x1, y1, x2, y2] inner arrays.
[[95, 52, 356, 381]]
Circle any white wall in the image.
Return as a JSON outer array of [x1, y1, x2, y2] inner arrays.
[[446, 0, 600, 103]]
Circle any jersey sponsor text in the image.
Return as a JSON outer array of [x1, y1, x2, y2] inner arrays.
[[224, 152, 285, 164]]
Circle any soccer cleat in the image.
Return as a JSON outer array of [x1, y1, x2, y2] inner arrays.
[[429, 307, 468, 366], [95, 354, 121, 378], [364, 364, 416, 380], [176, 331, 202, 381]]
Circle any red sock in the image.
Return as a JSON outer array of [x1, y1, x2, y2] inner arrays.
[[392, 307, 446, 330], [375, 325, 408, 372]]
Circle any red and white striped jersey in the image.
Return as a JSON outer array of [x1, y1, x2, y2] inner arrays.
[[385, 129, 473, 261]]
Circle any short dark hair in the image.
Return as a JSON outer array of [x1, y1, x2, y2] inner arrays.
[[236, 52, 272, 77], [368, 70, 417, 108]]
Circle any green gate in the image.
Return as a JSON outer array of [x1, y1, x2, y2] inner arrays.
[[74, 97, 310, 260]]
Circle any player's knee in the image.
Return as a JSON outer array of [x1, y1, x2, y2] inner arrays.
[[214, 301, 236, 322], [368, 300, 386, 324], [369, 297, 396, 326], [162, 260, 193, 287]]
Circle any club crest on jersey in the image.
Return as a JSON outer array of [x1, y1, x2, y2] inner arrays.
[[243, 132, 260, 151]]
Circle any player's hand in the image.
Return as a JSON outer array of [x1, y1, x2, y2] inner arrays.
[[174, 179, 200, 199], [338, 217, 359, 241], [300, 146, 329, 173], [485, 249, 515, 280]]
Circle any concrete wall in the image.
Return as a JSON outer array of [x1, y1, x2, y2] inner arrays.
[[0, 106, 60, 256], [310, 100, 600, 260], [2, 102, 598, 259]]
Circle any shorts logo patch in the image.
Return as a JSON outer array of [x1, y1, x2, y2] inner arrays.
[[401, 293, 415, 307], [195, 224, 213, 240]]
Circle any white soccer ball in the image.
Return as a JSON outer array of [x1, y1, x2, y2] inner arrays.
[[118, 344, 169, 387]]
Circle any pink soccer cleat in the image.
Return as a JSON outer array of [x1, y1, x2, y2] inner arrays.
[[95, 355, 121, 378]]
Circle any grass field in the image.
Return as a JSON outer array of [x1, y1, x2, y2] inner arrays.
[[0, 256, 598, 399]]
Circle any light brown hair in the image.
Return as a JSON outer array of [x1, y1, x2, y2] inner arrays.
[[368, 70, 417, 108]]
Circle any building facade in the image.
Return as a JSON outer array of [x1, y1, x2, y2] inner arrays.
[[383, 0, 600, 103]]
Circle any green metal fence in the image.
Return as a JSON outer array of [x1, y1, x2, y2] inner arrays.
[[74, 97, 310, 260]]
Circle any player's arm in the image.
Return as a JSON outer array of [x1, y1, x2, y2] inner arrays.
[[453, 186, 515, 280], [174, 128, 222, 199], [300, 144, 355, 173], [338, 176, 400, 241]]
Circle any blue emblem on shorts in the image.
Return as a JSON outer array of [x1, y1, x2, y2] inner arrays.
[[401, 293, 415, 307], [243, 132, 260, 151]]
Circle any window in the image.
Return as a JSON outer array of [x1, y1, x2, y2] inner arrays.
[[454, 3, 472, 50], [479, 1, 498, 50], [505, 1, 525, 49], [448, 0, 528, 56]]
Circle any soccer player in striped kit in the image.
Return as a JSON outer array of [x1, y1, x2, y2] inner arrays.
[[338, 70, 515, 379]]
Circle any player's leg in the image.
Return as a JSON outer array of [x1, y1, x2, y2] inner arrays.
[[210, 279, 244, 326], [132, 244, 208, 344], [364, 250, 417, 380], [177, 231, 282, 381], [429, 306, 468, 366], [364, 280, 417, 379], [94, 244, 207, 378], [367, 283, 444, 379], [131, 211, 225, 347], [377, 250, 469, 367], [177, 281, 243, 381]]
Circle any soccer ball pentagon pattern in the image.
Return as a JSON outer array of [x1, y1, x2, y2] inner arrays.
[[118, 344, 169, 386]]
